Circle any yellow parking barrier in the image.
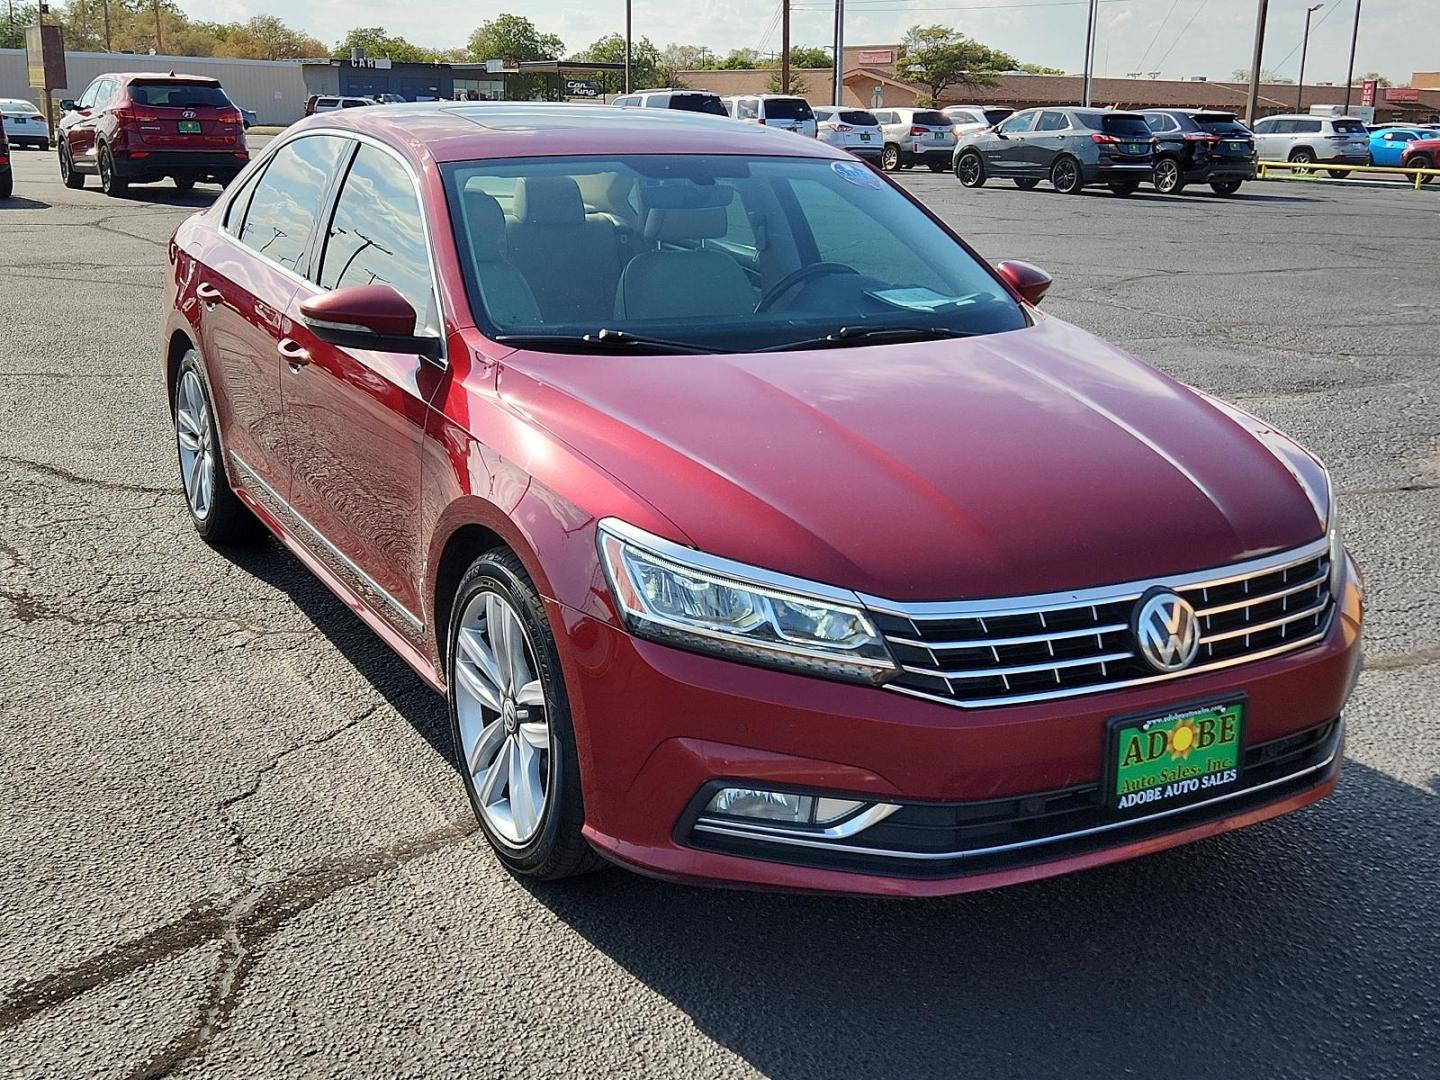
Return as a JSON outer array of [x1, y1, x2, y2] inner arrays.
[[1256, 159, 1440, 190]]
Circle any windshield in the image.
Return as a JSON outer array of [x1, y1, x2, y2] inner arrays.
[[837, 110, 878, 126], [2, 100, 40, 114], [1194, 114, 1249, 135], [128, 81, 231, 109], [1079, 113, 1152, 136], [911, 111, 949, 127], [443, 154, 1026, 353], [672, 94, 727, 116]]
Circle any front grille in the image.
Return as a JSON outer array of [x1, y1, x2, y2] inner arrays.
[[867, 539, 1333, 708]]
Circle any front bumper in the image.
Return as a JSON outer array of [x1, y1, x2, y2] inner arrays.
[[555, 562, 1363, 896]]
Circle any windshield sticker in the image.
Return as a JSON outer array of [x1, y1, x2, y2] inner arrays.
[[868, 288, 978, 312], [832, 160, 884, 189]]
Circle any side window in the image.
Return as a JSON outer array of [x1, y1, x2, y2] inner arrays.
[[318, 144, 439, 337], [998, 112, 1037, 134], [1298, 120, 1322, 134], [1035, 111, 1068, 132], [77, 80, 99, 109], [223, 164, 265, 233], [92, 79, 115, 109], [238, 135, 348, 274], [1252, 118, 1274, 133]]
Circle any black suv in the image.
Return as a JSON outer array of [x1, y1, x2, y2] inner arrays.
[[954, 107, 1155, 195], [1141, 109, 1256, 196]]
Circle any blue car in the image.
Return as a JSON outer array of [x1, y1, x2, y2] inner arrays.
[[1369, 128, 1432, 166]]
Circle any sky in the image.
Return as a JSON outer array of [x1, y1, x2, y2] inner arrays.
[[198, 0, 1438, 86]]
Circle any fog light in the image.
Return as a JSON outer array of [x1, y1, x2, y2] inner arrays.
[[705, 788, 866, 826]]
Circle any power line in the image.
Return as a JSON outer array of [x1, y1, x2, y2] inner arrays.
[[792, 0, 1137, 10], [1271, 1, 1340, 74], [1152, 0, 1211, 72], [1134, 0, 1183, 75], [756, 2, 783, 56]]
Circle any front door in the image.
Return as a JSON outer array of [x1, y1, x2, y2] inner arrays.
[[63, 79, 104, 166], [281, 141, 445, 638], [988, 111, 1037, 174]]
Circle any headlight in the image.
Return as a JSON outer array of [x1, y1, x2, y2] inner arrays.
[[598, 519, 897, 685]]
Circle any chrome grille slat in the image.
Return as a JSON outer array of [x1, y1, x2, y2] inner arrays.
[[873, 539, 1334, 709]]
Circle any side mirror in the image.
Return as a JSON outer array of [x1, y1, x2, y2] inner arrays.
[[299, 285, 442, 358], [60, 99, 76, 112], [995, 260, 1053, 306]]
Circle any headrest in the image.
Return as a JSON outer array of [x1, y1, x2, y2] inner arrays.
[[462, 188, 509, 262], [643, 206, 729, 243], [514, 175, 585, 226]]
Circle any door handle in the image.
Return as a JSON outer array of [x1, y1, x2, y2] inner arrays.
[[277, 338, 311, 369], [196, 282, 223, 306]]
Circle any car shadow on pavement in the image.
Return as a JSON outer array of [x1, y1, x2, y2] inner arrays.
[[0, 197, 52, 210], [520, 759, 1436, 1079], [117, 189, 220, 208]]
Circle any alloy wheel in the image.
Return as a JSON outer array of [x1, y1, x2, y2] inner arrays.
[[882, 145, 899, 171], [174, 369, 216, 520], [453, 590, 552, 847], [1154, 158, 1181, 194], [1052, 157, 1080, 194], [956, 153, 983, 187]]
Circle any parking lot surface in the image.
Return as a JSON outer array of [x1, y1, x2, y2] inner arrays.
[[1, 144, 1437, 1079]]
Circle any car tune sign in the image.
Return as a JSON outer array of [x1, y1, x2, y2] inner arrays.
[[1109, 700, 1244, 810]]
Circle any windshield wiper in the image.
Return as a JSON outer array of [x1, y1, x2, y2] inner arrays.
[[759, 325, 981, 352], [493, 328, 715, 355]]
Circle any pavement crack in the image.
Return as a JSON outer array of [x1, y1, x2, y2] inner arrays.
[[0, 823, 478, 1050], [1365, 647, 1440, 672], [0, 454, 170, 494], [1338, 481, 1440, 497]]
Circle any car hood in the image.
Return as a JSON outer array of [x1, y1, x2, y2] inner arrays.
[[497, 316, 1326, 601]]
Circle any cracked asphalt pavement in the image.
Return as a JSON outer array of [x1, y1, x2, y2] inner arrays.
[[1, 145, 1437, 1079]]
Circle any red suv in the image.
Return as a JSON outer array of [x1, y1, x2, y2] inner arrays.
[[58, 72, 247, 196], [162, 105, 1362, 896], [1401, 137, 1439, 183]]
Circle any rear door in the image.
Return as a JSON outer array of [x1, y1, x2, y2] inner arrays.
[[280, 140, 445, 637], [1088, 113, 1155, 165], [1327, 117, 1371, 159], [123, 79, 244, 153], [1028, 110, 1072, 173], [1191, 113, 1254, 165], [199, 134, 350, 496]]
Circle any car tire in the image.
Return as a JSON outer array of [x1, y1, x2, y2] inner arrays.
[[172, 349, 263, 544], [98, 144, 128, 197], [38, 140, 49, 153], [955, 151, 986, 187], [1153, 157, 1185, 194], [0, 171, 11, 200], [1050, 155, 1083, 194], [881, 144, 900, 171], [1108, 179, 1141, 196], [1288, 148, 1315, 175], [927, 161, 946, 172], [59, 144, 85, 189], [448, 549, 603, 881], [1408, 154, 1434, 183], [1013, 177, 1040, 190], [1330, 170, 1351, 180], [1210, 180, 1243, 196], [174, 177, 196, 192]]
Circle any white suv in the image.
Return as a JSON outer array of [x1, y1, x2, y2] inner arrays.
[[1250, 114, 1371, 176], [612, 89, 727, 116], [721, 95, 817, 137], [871, 107, 956, 172], [812, 106, 882, 161]]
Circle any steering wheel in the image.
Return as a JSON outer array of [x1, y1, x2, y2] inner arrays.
[[755, 262, 859, 313]]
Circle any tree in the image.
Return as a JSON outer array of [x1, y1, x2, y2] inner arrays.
[[766, 68, 810, 95], [788, 46, 831, 69], [1360, 71, 1393, 87], [717, 48, 762, 69], [660, 43, 712, 72], [214, 15, 324, 60], [895, 25, 1018, 105], [1, 4, 39, 51], [1229, 68, 1292, 84], [334, 26, 443, 64], [572, 33, 663, 94], [466, 14, 563, 63], [1019, 62, 1064, 75]]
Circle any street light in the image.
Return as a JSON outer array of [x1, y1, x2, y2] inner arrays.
[[1342, 0, 1362, 114], [1296, 4, 1322, 113]]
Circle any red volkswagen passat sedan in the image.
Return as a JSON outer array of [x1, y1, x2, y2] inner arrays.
[[162, 104, 1362, 896]]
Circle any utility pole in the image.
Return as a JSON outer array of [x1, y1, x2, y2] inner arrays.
[[832, 0, 844, 105], [624, 0, 632, 93], [151, 0, 163, 53], [1081, 0, 1098, 106], [1244, 0, 1269, 124], [781, 0, 790, 94], [1296, 4, 1321, 112], [1341, 0, 1361, 114]]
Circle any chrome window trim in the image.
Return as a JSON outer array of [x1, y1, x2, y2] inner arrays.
[[231, 452, 424, 631], [218, 127, 448, 364], [692, 724, 1340, 862]]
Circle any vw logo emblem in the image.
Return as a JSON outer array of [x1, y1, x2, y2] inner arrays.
[[182, 110, 196, 119], [1132, 588, 1201, 673]]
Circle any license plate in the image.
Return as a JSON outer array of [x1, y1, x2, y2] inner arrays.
[[1228, 141, 1248, 150], [860, 132, 871, 141], [1108, 698, 1244, 811], [931, 132, 946, 141], [178, 120, 202, 134], [1126, 143, 1145, 154]]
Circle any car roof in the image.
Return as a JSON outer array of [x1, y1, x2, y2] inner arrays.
[[283, 102, 849, 163], [633, 88, 717, 95], [109, 72, 221, 84]]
